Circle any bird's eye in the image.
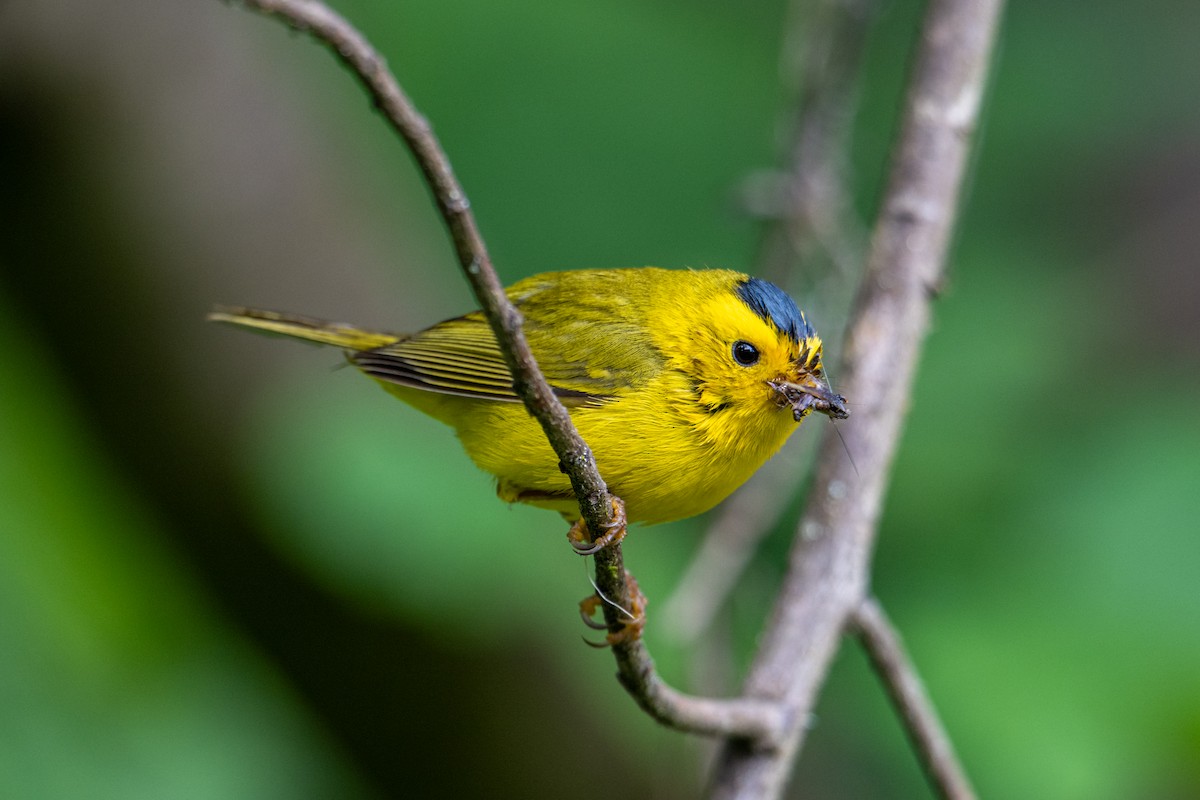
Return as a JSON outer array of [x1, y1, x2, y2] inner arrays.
[[732, 340, 760, 366]]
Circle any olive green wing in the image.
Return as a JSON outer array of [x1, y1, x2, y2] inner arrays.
[[351, 276, 665, 406], [351, 314, 604, 406]]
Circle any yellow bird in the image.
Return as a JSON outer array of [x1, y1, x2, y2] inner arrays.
[[210, 268, 846, 528]]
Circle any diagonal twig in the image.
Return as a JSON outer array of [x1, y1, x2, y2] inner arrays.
[[231, 0, 783, 743], [851, 596, 976, 800], [663, 0, 878, 650], [234, 0, 610, 528], [752, 0, 876, 286]]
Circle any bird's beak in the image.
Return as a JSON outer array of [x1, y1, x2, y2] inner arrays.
[[769, 373, 849, 422]]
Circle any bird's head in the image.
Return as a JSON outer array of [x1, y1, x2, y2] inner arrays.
[[681, 275, 848, 426]]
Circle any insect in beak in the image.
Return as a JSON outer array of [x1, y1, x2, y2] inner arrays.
[[768, 375, 849, 422]]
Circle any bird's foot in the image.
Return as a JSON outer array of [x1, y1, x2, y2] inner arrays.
[[566, 496, 627, 555], [579, 571, 646, 647]]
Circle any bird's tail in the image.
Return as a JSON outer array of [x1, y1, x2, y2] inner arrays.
[[207, 306, 401, 351]]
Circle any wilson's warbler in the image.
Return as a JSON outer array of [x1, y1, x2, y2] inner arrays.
[[210, 268, 846, 527]]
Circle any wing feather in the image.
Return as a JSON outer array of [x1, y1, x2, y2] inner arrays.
[[350, 314, 610, 406], [350, 272, 666, 406]]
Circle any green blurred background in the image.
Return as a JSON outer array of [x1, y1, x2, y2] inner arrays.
[[1, 0, 1196, 797]]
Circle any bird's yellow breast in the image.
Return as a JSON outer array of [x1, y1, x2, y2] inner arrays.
[[381, 368, 798, 524]]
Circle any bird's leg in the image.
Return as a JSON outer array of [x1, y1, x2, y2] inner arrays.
[[578, 594, 610, 630], [579, 570, 647, 647], [566, 495, 627, 555]]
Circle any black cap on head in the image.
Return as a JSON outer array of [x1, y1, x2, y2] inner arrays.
[[735, 277, 814, 343]]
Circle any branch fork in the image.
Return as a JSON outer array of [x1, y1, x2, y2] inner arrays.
[[234, 0, 787, 746], [230, 1, 1003, 796]]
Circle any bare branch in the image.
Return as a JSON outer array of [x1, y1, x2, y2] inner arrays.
[[232, 0, 782, 742], [751, 0, 877, 285], [660, 452, 801, 646], [666, 0, 878, 650], [234, 0, 609, 524], [707, 0, 1006, 796], [851, 597, 976, 800], [591, 542, 788, 743]]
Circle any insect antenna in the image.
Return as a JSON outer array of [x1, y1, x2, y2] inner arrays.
[[585, 560, 638, 621], [830, 419, 859, 478]]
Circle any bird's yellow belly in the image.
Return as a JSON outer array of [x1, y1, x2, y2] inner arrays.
[[382, 380, 799, 525]]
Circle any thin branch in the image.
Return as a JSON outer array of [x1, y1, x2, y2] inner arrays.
[[707, 0, 1005, 797], [751, 0, 876, 286], [592, 542, 787, 742], [660, 451, 802, 646], [235, 0, 609, 524], [232, 0, 781, 742], [665, 0, 877, 650], [851, 597, 975, 800]]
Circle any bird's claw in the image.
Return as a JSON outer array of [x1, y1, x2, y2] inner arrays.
[[566, 496, 627, 555], [579, 571, 647, 648]]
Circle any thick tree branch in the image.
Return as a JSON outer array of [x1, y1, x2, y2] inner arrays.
[[851, 597, 975, 800], [232, 0, 781, 742], [707, 0, 1005, 797]]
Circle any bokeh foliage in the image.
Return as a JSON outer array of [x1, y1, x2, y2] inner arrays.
[[1, 0, 1197, 797]]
